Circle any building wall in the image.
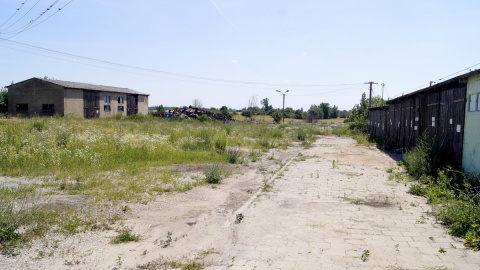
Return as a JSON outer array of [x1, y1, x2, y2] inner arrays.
[[99, 91, 127, 118], [137, 95, 149, 115], [8, 79, 65, 116], [368, 83, 466, 167], [463, 74, 480, 175], [64, 89, 84, 117]]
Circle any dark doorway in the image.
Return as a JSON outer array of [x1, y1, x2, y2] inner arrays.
[[127, 94, 138, 115], [84, 90, 100, 118]]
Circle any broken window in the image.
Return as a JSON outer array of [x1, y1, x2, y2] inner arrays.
[[16, 104, 28, 111], [118, 106, 124, 111], [118, 97, 124, 104], [104, 105, 111, 111], [104, 96, 111, 103], [42, 104, 55, 112]]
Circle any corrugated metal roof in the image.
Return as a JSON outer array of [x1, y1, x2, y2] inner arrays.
[[40, 78, 149, 95]]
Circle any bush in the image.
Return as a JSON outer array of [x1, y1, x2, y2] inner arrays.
[[198, 114, 209, 122], [31, 121, 45, 132], [204, 164, 222, 184], [271, 110, 282, 123], [403, 135, 432, 179], [226, 147, 242, 164], [111, 228, 141, 244], [0, 223, 19, 243], [408, 183, 427, 196]]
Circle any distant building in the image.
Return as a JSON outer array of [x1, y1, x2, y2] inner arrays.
[[7, 78, 149, 118]]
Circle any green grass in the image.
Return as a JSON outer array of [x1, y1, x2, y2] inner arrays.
[[402, 137, 480, 251], [0, 117, 326, 249], [111, 228, 141, 244]]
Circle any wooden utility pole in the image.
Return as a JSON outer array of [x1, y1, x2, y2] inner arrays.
[[365, 81, 378, 108]]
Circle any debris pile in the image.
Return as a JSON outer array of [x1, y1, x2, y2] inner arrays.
[[153, 106, 234, 122]]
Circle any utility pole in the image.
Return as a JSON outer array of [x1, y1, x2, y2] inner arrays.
[[276, 90, 289, 124], [381, 83, 385, 100], [364, 81, 378, 108]]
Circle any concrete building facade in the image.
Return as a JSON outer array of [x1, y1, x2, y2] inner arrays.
[[463, 74, 480, 175], [7, 78, 149, 118]]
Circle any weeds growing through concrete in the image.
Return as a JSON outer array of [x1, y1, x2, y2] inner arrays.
[[236, 213, 244, 223], [111, 228, 141, 244], [159, 231, 173, 248], [361, 250, 370, 262], [204, 164, 223, 184]]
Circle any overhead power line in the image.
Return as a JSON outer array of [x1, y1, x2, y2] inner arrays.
[[4, 0, 74, 40], [0, 38, 364, 88], [400, 61, 480, 97], [1, 0, 42, 33], [0, 0, 30, 28]]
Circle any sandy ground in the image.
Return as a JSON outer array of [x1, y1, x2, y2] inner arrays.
[[2, 136, 480, 270]]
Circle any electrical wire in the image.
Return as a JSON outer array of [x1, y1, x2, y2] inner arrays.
[[399, 61, 480, 98], [0, 43, 328, 92], [0, 0, 60, 38], [0, 38, 364, 88], [0, 1, 29, 28], [0, 0, 42, 33], [3, 0, 73, 40]]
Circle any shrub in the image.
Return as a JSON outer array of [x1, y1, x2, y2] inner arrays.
[[111, 228, 141, 244], [408, 183, 427, 196], [296, 130, 306, 141], [198, 114, 209, 122], [271, 110, 282, 123], [204, 164, 222, 184], [465, 224, 480, 251], [0, 223, 19, 243], [31, 121, 45, 132], [226, 147, 242, 164], [403, 135, 432, 179]]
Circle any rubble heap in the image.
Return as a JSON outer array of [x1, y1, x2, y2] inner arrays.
[[153, 106, 234, 122]]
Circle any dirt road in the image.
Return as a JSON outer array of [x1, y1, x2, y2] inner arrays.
[[2, 136, 480, 270]]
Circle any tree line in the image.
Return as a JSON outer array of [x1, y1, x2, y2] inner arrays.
[[240, 97, 349, 123]]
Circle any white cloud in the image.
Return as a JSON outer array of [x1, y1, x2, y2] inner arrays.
[[231, 59, 239, 64]]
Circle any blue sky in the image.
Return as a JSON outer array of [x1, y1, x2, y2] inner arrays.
[[1, 0, 479, 110]]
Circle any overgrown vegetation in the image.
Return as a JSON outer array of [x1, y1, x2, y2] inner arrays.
[[0, 117, 327, 251], [0, 87, 7, 115], [111, 228, 141, 244], [403, 136, 480, 251]]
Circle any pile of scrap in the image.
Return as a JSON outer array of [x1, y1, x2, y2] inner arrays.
[[153, 106, 234, 122]]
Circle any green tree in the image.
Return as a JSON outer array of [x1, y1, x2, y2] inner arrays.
[[156, 104, 165, 113], [260, 98, 273, 115], [284, 107, 294, 119], [319, 102, 330, 119], [220, 106, 229, 115], [306, 105, 323, 123], [347, 93, 386, 132], [271, 110, 283, 123], [294, 108, 304, 119], [330, 105, 339, 119], [241, 110, 253, 120], [0, 87, 7, 114]]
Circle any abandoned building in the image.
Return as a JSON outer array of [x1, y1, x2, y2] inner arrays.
[[368, 69, 480, 175], [7, 77, 149, 118]]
